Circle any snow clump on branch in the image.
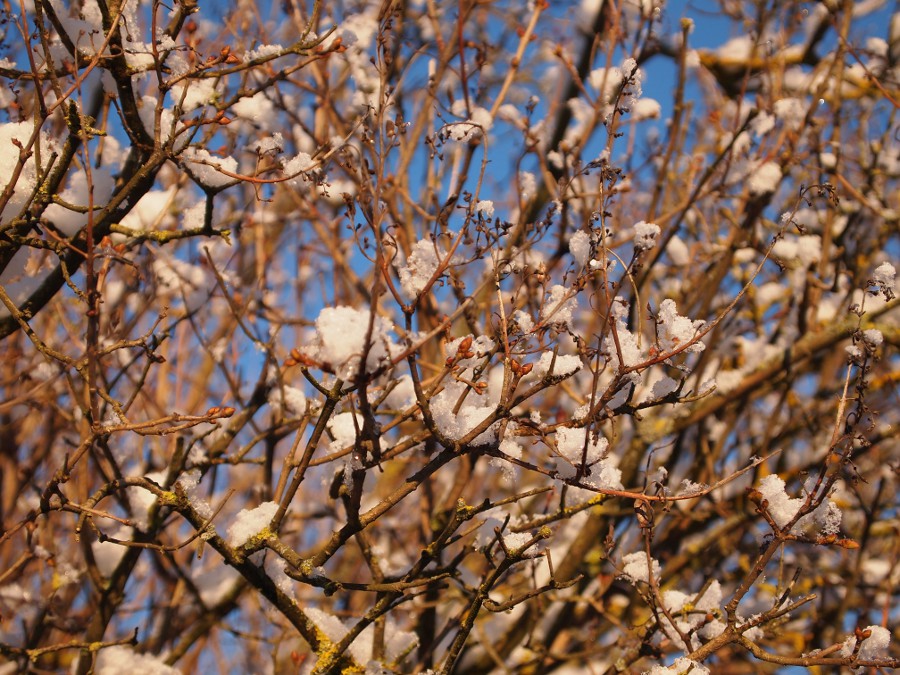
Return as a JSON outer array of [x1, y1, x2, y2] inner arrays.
[[397, 235, 462, 298], [872, 261, 896, 297], [554, 426, 622, 489], [657, 299, 706, 353], [226, 501, 278, 547], [633, 221, 660, 250], [540, 285, 578, 327], [304, 306, 399, 380], [756, 474, 842, 535]]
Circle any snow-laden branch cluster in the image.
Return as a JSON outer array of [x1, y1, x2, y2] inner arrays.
[[0, 0, 898, 674]]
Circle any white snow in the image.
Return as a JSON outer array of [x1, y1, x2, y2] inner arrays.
[[305, 306, 398, 380], [128, 470, 166, 531], [268, 385, 307, 416], [773, 97, 806, 128], [756, 474, 842, 535], [514, 310, 535, 333], [588, 65, 625, 103], [841, 624, 891, 663], [657, 299, 706, 353], [540, 285, 578, 327], [532, 352, 582, 380], [243, 44, 284, 61], [474, 200, 495, 218], [448, 100, 493, 141], [772, 235, 821, 267], [643, 658, 709, 675], [327, 412, 363, 451], [226, 501, 278, 547], [602, 297, 643, 371], [430, 379, 499, 446], [747, 161, 782, 195], [862, 329, 883, 347], [383, 374, 416, 410], [619, 551, 660, 585], [647, 374, 679, 400], [94, 646, 181, 674], [283, 151, 314, 177], [631, 97, 661, 120], [43, 168, 116, 236], [182, 147, 238, 188], [231, 91, 276, 125], [633, 221, 660, 250], [757, 474, 803, 529], [0, 122, 57, 225], [554, 426, 622, 489], [519, 171, 537, 200], [171, 77, 218, 111], [502, 531, 534, 553], [91, 526, 131, 577], [304, 606, 418, 666], [397, 236, 460, 298], [665, 235, 690, 265], [873, 262, 896, 294], [569, 230, 592, 267]]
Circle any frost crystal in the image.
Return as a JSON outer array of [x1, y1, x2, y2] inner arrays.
[[226, 501, 278, 547]]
